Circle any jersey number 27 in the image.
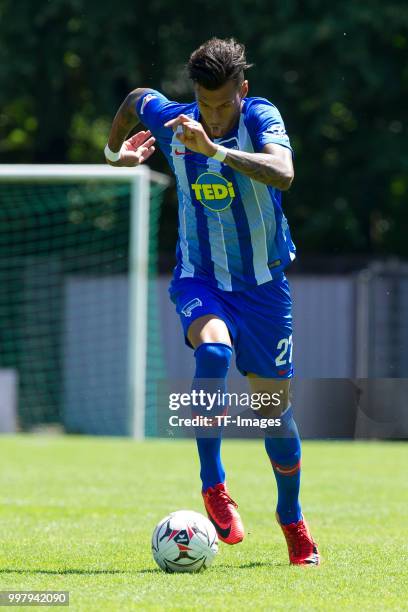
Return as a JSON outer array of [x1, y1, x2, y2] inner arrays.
[[275, 335, 293, 366]]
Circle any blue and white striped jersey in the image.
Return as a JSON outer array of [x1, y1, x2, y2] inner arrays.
[[136, 89, 296, 292]]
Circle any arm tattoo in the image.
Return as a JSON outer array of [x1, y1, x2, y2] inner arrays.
[[223, 149, 292, 190], [108, 89, 146, 151]]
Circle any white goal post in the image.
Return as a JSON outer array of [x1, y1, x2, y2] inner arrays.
[[0, 164, 170, 439]]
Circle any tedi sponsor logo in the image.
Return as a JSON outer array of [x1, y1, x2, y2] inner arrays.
[[191, 172, 235, 212]]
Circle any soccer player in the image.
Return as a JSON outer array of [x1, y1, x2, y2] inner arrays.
[[105, 38, 320, 565]]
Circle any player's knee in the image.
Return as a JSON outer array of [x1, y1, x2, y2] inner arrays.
[[251, 389, 290, 418], [194, 342, 232, 378]]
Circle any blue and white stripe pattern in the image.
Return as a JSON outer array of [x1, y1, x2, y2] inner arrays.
[[136, 90, 296, 291]]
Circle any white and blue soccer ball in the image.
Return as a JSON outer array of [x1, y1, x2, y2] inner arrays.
[[152, 510, 218, 573]]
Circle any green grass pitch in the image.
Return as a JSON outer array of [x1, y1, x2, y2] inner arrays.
[[0, 436, 407, 611]]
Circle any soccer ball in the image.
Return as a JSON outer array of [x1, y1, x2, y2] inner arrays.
[[152, 510, 218, 573]]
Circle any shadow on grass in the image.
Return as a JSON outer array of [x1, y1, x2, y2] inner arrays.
[[216, 561, 286, 569], [0, 563, 285, 575], [0, 568, 138, 576]]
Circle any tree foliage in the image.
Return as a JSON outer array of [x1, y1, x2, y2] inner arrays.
[[1, 0, 407, 258]]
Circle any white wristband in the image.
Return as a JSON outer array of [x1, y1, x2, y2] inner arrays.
[[212, 145, 228, 162], [104, 144, 121, 162]]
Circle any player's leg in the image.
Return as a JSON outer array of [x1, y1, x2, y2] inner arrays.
[[187, 314, 231, 347], [169, 279, 244, 544], [247, 376, 301, 527], [247, 374, 319, 564], [188, 314, 231, 493], [188, 314, 244, 545], [233, 275, 320, 564]]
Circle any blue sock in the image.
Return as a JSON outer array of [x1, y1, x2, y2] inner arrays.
[[192, 342, 232, 492], [264, 405, 302, 525]]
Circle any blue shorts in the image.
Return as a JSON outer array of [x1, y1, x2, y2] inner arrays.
[[169, 274, 293, 378]]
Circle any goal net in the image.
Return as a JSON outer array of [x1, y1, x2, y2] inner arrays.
[[0, 164, 170, 438]]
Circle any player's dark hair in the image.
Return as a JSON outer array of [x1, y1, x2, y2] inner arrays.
[[187, 37, 253, 90]]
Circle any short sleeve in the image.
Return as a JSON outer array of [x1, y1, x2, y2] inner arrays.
[[245, 98, 292, 153], [135, 89, 183, 138]]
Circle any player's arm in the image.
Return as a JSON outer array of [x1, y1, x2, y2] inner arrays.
[[164, 114, 293, 190], [216, 144, 294, 190], [105, 88, 156, 167]]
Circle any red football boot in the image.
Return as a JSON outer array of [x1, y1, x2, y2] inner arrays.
[[276, 512, 321, 565], [202, 483, 244, 545]]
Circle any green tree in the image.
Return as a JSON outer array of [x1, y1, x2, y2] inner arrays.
[[0, 0, 407, 257]]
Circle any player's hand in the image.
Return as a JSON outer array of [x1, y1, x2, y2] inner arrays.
[[164, 114, 217, 158], [106, 131, 156, 167]]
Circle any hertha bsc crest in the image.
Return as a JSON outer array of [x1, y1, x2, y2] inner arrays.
[[181, 298, 202, 317]]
